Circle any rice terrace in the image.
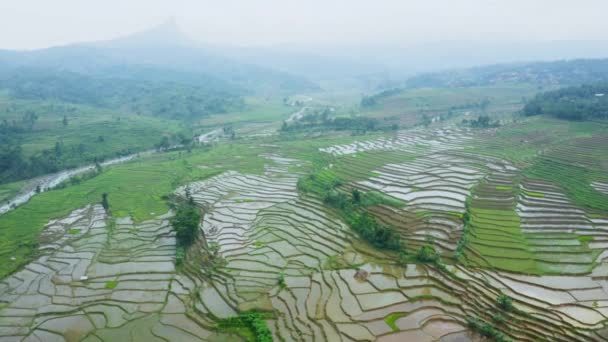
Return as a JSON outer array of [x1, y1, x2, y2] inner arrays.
[[2, 3, 608, 342]]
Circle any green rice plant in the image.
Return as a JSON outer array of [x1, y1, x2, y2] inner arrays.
[[466, 316, 512, 342], [218, 311, 273, 342], [497, 294, 514, 311], [522, 190, 545, 197], [384, 313, 407, 331], [104, 281, 119, 289]]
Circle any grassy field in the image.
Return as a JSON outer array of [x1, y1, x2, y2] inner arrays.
[[0, 142, 270, 278], [360, 84, 544, 126], [467, 116, 608, 165], [0, 180, 26, 204], [1, 95, 187, 157], [196, 96, 294, 128]]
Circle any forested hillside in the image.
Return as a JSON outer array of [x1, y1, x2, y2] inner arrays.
[[524, 83, 608, 120], [405, 59, 608, 88]]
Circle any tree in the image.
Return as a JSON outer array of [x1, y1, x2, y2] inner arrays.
[[54, 141, 62, 156], [156, 136, 170, 150], [170, 202, 201, 246], [352, 188, 361, 203], [496, 294, 514, 311], [101, 193, 109, 211], [415, 244, 439, 263], [62, 115, 68, 127], [422, 114, 431, 127]]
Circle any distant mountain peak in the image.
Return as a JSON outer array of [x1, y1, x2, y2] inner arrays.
[[99, 18, 191, 48]]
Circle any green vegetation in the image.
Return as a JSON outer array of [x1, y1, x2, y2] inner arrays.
[[104, 280, 119, 289], [522, 189, 544, 197], [348, 212, 401, 250], [0, 143, 267, 278], [455, 200, 471, 262], [281, 112, 398, 134], [67, 229, 81, 235], [170, 201, 201, 247], [358, 84, 539, 126], [384, 312, 407, 331], [0, 68, 243, 119], [298, 168, 401, 250], [524, 83, 608, 120], [496, 294, 514, 312], [525, 159, 608, 212], [101, 193, 109, 211], [359, 190, 406, 208], [407, 58, 608, 88], [277, 273, 286, 289], [461, 115, 500, 128], [466, 316, 512, 342], [414, 244, 440, 263], [218, 312, 273, 342], [0, 96, 189, 184]]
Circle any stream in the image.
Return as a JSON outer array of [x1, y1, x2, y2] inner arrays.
[[0, 130, 223, 216]]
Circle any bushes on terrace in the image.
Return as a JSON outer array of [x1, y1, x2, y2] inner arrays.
[[466, 316, 512, 342], [299, 169, 401, 251], [348, 212, 401, 250], [461, 115, 499, 128], [218, 312, 273, 342], [455, 199, 472, 262], [170, 201, 201, 247], [497, 294, 514, 312], [280, 114, 393, 134], [415, 244, 440, 263]]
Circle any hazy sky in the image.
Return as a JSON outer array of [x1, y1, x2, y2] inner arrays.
[[1, 0, 607, 50]]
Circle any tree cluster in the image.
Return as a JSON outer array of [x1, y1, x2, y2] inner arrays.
[[523, 83, 608, 121]]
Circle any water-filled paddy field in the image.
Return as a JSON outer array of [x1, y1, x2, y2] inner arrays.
[[1, 118, 608, 341]]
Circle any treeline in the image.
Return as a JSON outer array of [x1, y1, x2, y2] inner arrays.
[[297, 170, 401, 250], [523, 83, 608, 121], [405, 59, 608, 88], [360, 88, 401, 108], [460, 115, 500, 128], [0, 68, 244, 120], [281, 110, 398, 134]]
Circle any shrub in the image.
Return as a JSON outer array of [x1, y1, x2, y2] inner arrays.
[[497, 294, 514, 311], [219, 312, 273, 342], [415, 245, 439, 263], [278, 273, 286, 288], [492, 313, 506, 325], [101, 193, 109, 211], [349, 212, 400, 250], [466, 316, 512, 342], [170, 202, 201, 247]]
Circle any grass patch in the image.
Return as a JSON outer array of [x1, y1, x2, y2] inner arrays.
[[384, 313, 407, 331], [495, 186, 512, 191], [67, 229, 81, 235], [524, 159, 608, 212], [466, 316, 512, 342], [577, 235, 594, 244], [522, 189, 545, 197], [235, 199, 255, 203], [360, 190, 406, 208], [0, 142, 267, 278], [217, 311, 273, 342], [104, 281, 119, 289]]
